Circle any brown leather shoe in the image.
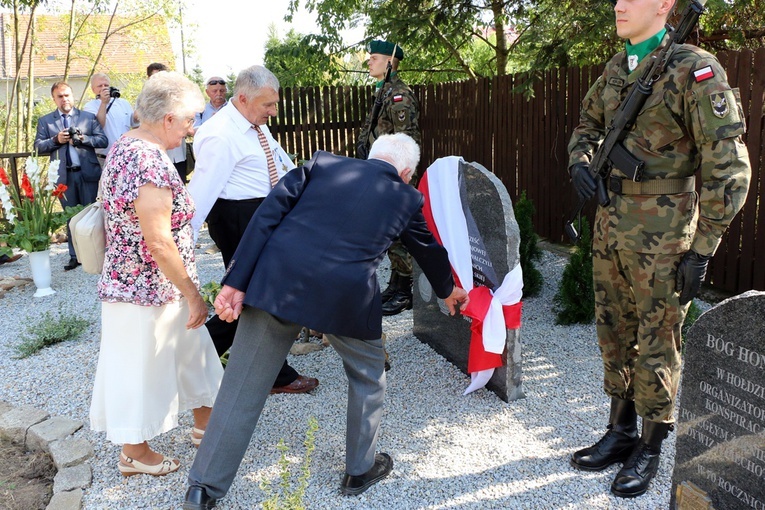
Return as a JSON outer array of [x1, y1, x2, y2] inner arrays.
[[270, 375, 319, 394], [0, 253, 22, 265]]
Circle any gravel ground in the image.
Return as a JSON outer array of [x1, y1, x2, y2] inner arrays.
[[0, 232, 696, 509]]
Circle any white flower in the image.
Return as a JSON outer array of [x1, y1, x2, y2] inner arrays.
[[26, 157, 41, 188], [6, 211, 15, 223], [0, 186, 12, 216], [46, 160, 61, 191]]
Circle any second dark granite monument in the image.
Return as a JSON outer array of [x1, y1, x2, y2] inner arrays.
[[671, 291, 765, 509], [413, 159, 524, 402]]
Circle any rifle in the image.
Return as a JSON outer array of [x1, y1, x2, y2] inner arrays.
[[356, 44, 398, 159], [565, 0, 706, 242]]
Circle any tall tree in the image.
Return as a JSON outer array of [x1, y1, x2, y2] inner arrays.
[[288, 0, 763, 83]]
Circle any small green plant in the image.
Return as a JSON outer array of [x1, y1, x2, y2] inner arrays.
[[515, 191, 543, 297], [554, 216, 595, 324], [200, 280, 222, 308], [261, 417, 319, 510], [15, 310, 89, 358]]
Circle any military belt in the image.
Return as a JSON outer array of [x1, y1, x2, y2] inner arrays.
[[609, 175, 695, 195]]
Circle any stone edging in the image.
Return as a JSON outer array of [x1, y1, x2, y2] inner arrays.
[[0, 400, 92, 510]]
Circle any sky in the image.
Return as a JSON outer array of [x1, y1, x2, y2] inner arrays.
[[177, 0, 364, 79]]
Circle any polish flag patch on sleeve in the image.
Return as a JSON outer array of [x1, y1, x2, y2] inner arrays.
[[393, 94, 404, 102], [694, 65, 715, 83]]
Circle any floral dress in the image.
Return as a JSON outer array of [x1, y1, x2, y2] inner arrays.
[[97, 136, 198, 305]]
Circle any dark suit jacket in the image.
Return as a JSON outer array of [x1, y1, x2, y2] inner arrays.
[[222, 151, 454, 340], [34, 108, 107, 183]]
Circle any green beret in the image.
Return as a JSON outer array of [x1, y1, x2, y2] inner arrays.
[[367, 40, 404, 61]]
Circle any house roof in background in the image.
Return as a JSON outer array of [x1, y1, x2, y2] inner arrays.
[[1, 13, 174, 79]]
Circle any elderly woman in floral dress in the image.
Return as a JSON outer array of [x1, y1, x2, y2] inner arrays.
[[89, 71, 223, 476]]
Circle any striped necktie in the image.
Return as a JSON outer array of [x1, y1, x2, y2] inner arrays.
[[253, 125, 279, 188]]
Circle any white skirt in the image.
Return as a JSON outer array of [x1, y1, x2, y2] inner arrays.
[[90, 300, 223, 444]]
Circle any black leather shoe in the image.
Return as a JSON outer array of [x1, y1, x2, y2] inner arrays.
[[571, 397, 638, 471], [183, 485, 217, 510], [64, 257, 81, 271], [611, 420, 671, 498], [381, 291, 413, 316], [341, 452, 393, 496]]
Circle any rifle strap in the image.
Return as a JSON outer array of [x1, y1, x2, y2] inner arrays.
[[609, 175, 695, 195]]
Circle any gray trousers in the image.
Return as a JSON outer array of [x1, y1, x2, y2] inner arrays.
[[187, 307, 387, 499]]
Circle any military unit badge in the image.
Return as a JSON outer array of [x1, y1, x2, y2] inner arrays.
[[710, 93, 729, 118], [397, 110, 407, 122]]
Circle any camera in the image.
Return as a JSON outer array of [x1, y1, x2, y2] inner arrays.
[[67, 126, 83, 146], [109, 86, 121, 98]]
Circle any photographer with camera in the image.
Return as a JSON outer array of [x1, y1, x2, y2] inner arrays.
[[84, 73, 136, 162], [35, 82, 108, 271]]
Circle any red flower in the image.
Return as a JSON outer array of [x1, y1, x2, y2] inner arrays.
[[21, 173, 34, 199], [0, 167, 9, 186], [52, 183, 68, 199]]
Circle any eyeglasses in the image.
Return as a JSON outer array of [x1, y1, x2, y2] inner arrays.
[[207, 80, 226, 86]]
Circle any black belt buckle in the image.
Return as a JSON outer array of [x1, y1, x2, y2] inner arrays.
[[66, 166, 81, 172], [609, 176, 623, 195]]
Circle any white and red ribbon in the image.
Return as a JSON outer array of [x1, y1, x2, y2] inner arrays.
[[419, 157, 523, 395]]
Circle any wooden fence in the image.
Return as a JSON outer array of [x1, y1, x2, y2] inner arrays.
[[273, 49, 765, 295]]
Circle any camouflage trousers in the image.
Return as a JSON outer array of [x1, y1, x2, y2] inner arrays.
[[388, 239, 413, 278], [387, 174, 418, 278], [592, 235, 690, 424]]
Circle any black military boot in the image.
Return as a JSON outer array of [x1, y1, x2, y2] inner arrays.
[[381, 275, 413, 316], [570, 397, 638, 471], [610, 419, 671, 498], [381, 272, 399, 304]]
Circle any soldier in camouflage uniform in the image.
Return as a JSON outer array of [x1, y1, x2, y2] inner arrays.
[[567, 0, 751, 498], [357, 40, 421, 316]]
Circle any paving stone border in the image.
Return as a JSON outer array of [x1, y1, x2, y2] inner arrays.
[[0, 399, 92, 510]]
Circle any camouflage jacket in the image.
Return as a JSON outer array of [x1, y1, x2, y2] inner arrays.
[[568, 41, 751, 256], [356, 75, 421, 157]]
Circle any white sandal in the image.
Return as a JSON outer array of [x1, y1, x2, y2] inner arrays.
[[190, 427, 205, 447], [118, 452, 180, 477]]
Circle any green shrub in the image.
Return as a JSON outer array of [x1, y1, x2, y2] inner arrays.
[[261, 417, 319, 510], [15, 310, 89, 358], [554, 216, 595, 324], [681, 300, 702, 344], [515, 191, 543, 297]]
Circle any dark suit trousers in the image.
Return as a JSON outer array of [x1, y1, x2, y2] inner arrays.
[[204, 197, 298, 387], [188, 307, 386, 499]]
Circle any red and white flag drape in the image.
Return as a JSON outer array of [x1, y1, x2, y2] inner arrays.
[[419, 156, 523, 395]]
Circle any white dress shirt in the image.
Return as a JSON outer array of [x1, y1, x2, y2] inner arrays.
[[188, 101, 295, 237], [83, 97, 134, 156]]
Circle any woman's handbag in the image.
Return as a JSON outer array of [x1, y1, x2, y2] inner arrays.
[[70, 183, 105, 275]]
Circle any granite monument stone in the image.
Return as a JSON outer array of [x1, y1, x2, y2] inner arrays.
[[672, 290, 765, 509], [413, 159, 524, 402]]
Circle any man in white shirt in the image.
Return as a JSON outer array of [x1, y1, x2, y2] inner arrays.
[[83, 73, 135, 162], [194, 76, 228, 128], [189, 64, 318, 395]]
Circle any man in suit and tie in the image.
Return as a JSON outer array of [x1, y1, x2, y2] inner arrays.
[[34, 82, 107, 270], [182, 133, 469, 509]]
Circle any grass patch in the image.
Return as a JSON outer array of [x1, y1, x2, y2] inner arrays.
[[14, 310, 88, 359]]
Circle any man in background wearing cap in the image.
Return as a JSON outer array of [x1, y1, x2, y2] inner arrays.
[[357, 40, 421, 317]]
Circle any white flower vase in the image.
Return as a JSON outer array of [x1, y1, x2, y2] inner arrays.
[[28, 249, 56, 297]]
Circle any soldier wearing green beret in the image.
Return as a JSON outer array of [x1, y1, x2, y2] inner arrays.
[[567, 0, 751, 499], [357, 40, 421, 317]]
